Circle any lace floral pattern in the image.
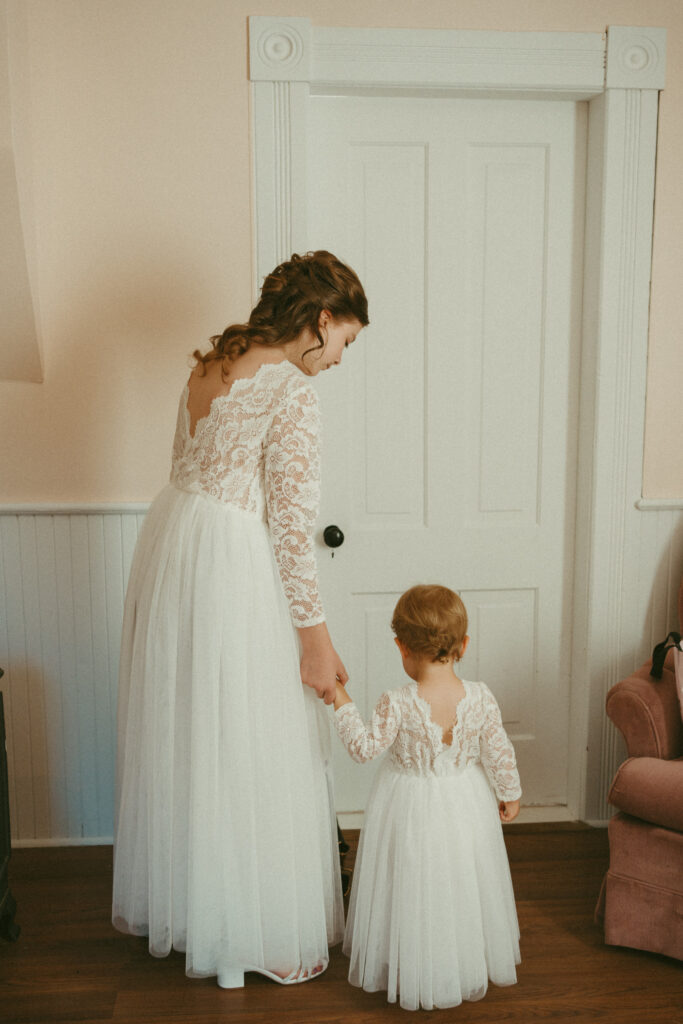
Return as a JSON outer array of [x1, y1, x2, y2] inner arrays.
[[335, 681, 522, 801], [170, 362, 324, 627]]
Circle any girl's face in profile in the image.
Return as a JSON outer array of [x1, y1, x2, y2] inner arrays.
[[305, 315, 363, 374]]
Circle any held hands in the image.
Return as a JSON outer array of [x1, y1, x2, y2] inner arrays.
[[498, 799, 520, 823], [298, 622, 348, 705], [334, 679, 352, 712]]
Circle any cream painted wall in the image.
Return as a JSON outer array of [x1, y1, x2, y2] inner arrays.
[[0, 0, 681, 502]]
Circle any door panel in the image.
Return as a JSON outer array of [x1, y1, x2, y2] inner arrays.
[[309, 96, 586, 811], [349, 143, 427, 526], [468, 146, 547, 523]]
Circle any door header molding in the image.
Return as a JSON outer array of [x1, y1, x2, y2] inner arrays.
[[249, 19, 666, 95]]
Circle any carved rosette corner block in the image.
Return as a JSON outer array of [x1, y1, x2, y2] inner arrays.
[[248, 16, 311, 82], [606, 27, 666, 90]]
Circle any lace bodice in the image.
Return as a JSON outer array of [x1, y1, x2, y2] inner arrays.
[[170, 361, 324, 627], [334, 681, 522, 801]]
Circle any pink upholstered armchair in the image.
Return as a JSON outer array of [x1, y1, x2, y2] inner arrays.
[[595, 578, 683, 960]]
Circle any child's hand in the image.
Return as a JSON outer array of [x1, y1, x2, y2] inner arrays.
[[499, 799, 520, 823], [333, 679, 352, 711]]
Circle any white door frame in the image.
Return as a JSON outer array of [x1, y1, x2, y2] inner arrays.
[[248, 19, 667, 822]]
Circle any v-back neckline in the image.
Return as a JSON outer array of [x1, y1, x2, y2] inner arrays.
[[412, 681, 470, 748], [183, 360, 293, 440]]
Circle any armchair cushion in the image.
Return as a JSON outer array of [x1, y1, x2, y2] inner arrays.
[[609, 756, 683, 832]]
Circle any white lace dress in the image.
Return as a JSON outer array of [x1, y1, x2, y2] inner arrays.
[[112, 360, 344, 982], [335, 680, 522, 1011]]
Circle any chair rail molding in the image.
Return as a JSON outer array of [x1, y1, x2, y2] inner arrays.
[[250, 18, 673, 826]]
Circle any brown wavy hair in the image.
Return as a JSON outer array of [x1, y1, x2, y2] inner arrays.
[[392, 585, 468, 663], [193, 250, 369, 375]]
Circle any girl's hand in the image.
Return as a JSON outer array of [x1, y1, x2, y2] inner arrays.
[[333, 680, 352, 712], [298, 622, 348, 705], [499, 799, 520, 823]]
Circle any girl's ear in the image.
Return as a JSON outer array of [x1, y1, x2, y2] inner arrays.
[[394, 637, 408, 657], [458, 635, 470, 660]]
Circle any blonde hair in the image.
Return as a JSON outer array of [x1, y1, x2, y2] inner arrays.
[[391, 585, 468, 663], [193, 250, 369, 376]]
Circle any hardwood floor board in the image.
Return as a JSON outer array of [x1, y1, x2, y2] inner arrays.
[[7, 918, 123, 948], [0, 989, 117, 1024], [2, 943, 129, 986], [9, 876, 116, 948], [9, 846, 113, 881], [513, 951, 683, 992], [452, 1001, 683, 1024], [111, 971, 379, 1024], [102, 1013, 682, 1024]]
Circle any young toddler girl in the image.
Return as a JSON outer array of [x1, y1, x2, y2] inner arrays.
[[333, 584, 522, 1011]]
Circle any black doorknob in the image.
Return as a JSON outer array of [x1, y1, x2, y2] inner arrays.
[[323, 524, 345, 549]]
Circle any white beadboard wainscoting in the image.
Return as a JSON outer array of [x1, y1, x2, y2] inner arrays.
[[0, 502, 682, 844], [0, 506, 148, 845]]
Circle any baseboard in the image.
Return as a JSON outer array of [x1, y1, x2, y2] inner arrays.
[[12, 836, 113, 849]]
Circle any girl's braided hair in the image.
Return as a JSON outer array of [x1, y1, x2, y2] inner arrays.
[[193, 250, 369, 375], [392, 585, 468, 663]]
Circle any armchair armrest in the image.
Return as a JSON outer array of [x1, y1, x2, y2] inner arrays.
[[608, 756, 683, 831], [606, 651, 682, 760]]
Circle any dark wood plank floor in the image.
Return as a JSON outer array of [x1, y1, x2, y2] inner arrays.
[[1, 825, 682, 1024]]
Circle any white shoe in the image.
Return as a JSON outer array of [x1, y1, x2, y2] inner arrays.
[[217, 961, 328, 988]]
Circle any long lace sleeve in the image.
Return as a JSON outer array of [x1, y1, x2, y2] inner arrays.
[[479, 684, 522, 801], [334, 692, 401, 764], [265, 381, 325, 627]]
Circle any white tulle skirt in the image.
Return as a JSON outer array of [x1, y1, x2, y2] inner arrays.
[[112, 484, 344, 980], [344, 762, 520, 1011]]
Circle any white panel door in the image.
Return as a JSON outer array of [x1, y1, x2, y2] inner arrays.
[[309, 96, 586, 812]]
